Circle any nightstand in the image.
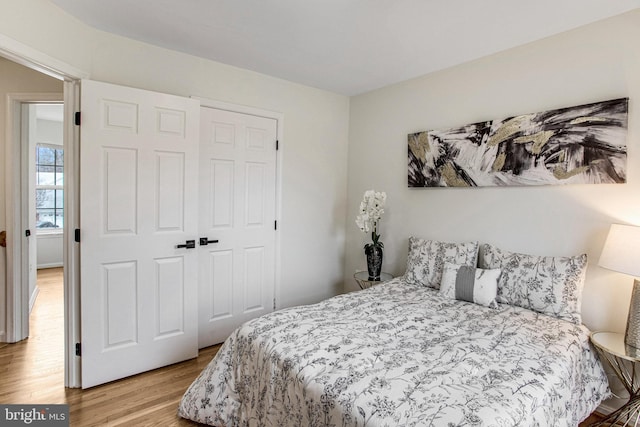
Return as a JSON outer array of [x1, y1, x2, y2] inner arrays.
[[354, 271, 393, 290], [590, 331, 640, 426]]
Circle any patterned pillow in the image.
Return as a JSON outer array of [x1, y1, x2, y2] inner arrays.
[[403, 237, 479, 289], [439, 262, 500, 308], [480, 244, 587, 324]]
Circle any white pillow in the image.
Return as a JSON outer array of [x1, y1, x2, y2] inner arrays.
[[439, 262, 500, 308]]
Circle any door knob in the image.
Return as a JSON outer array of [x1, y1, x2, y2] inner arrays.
[[176, 240, 196, 249], [199, 237, 219, 246]]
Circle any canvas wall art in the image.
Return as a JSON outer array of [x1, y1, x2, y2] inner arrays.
[[408, 98, 628, 187]]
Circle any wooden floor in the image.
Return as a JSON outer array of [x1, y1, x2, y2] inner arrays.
[[0, 267, 219, 426], [0, 267, 605, 426]]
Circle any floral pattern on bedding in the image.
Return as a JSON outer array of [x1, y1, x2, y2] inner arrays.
[[480, 244, 588, 325], [178, 278, 609, 427]]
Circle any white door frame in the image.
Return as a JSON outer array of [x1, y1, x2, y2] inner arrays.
[[1, 33, 88, 387], [195, 97, 284, 310], [6, 92, 64, 342]]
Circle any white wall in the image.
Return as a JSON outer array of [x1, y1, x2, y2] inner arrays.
[[36, 117, 63, 145], [346, 10, 640, 334], [36, 234, 63, 269], [7, 0, 636, 334], [0, 0, 350, 313], [0, 56, 63, 341]]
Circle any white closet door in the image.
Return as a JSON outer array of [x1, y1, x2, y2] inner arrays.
[[80, 80, 200, 388], [198, 107, 277, 347]]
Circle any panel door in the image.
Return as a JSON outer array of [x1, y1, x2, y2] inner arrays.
[[80, 80, 200, 388], [198, 107, 277, 347]]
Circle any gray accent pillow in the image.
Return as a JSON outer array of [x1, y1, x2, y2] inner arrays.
[[403, 237, 479, 289], [439, 262, 500, 308], [480, 244, 587, 324]]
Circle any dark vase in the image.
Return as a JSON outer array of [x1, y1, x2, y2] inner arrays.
[[365, 245, 383, 280]]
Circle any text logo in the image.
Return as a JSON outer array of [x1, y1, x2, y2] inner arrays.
[[1, 405, 69, 426]]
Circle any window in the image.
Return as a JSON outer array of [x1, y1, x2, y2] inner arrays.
[[36, 144, 63, 230]]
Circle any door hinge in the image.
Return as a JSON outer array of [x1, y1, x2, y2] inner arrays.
[[75, 342, 81, 356], [74, 229, 80, 243], [274, 220, 277, 230], [275, 140, 279, 150], [25, 229, 31, 237], [74, 112, 81, 126]]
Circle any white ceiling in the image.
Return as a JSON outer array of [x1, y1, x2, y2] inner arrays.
[[50, 0, 640, 96]]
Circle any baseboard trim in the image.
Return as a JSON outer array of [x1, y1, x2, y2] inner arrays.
[[29, 286, 40, 314], [597, 399, 623, 416], [37, 262, 63, 269]]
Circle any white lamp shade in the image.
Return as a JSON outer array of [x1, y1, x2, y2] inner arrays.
[[599, 224, 640, 278]]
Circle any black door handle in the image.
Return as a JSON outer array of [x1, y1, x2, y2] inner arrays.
[[176, 240, 196, 249], [199, 237, 219, 246]]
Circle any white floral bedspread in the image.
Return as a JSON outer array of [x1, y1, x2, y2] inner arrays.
[[178, 278, 609, 426]]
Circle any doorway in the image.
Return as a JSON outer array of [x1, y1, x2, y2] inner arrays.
[[1, 49, 83, 387], [6, 96, 65, 386], [29, 103, 65, 351]]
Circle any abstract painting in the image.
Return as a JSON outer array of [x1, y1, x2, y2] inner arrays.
[[408, 98, 628, 187]]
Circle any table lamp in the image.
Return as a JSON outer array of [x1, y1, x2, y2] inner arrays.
[[599, 224, 640, 349]]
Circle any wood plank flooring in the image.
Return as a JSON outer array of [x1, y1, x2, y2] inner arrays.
[[0, 267, 605, 426], [0, 267, 219, 426]]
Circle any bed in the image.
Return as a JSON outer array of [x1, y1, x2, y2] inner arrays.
[[178, 239, 610, 426]]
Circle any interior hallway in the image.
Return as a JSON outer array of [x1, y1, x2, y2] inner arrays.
[[0, 267, 65, 403]]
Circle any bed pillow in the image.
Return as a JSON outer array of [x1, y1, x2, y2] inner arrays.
[[403, 237, 479, 289], [439, 262, 500, 308], [480, 244, 587, 324]]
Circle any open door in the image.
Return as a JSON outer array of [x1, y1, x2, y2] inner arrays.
[[79, 80, 200, 388]]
